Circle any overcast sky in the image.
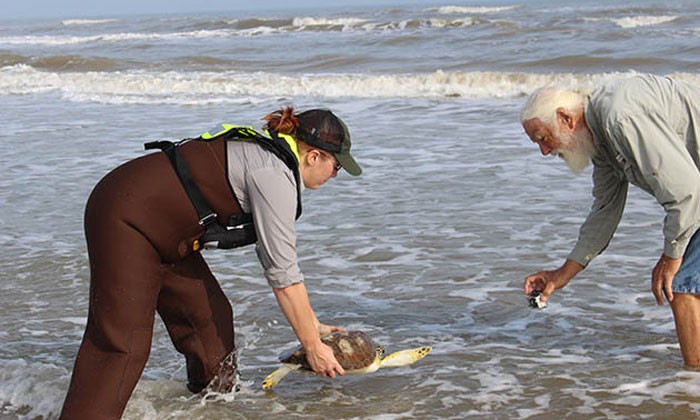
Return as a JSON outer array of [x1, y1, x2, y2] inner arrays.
[[3, 0, 459, 19]]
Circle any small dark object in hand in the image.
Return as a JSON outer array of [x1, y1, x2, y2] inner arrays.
[[528, 290, 547, 309]]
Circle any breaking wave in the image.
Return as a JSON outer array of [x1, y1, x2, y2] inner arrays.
[[61, 18, 119, 26], [584, 15, 680, 28], [2, 64, 698, 104], [432, 6, 520, 14], [611, 15, 679, 28], [0, 15, 498, 47]]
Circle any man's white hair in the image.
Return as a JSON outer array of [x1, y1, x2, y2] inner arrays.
[[520, 86, 585, 126]]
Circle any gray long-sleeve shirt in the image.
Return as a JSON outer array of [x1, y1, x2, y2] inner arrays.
[[226, 139, 305, 288], [569, 74, 700, 266]]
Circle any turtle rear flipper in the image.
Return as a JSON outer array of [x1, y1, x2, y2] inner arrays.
[[262, 363, 300, 390], [379, 346, 432, 368]]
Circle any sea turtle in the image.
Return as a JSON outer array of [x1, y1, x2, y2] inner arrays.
[[262, 330, 432, 390]]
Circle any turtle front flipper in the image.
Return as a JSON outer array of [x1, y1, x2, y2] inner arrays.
[[262, 363, 300, 390], [379, 346, 432, 368]]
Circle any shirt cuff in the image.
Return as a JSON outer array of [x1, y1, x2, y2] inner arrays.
[[264, 267, 304, 289], [665, 236, 689, 259], [568, 246, 595, 268]]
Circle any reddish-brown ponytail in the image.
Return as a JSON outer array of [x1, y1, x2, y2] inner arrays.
[[262, 106, 300, 135]]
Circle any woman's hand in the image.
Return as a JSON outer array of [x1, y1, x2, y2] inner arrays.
[[272, 283, 346, 378], [304, 340, 345, 378]]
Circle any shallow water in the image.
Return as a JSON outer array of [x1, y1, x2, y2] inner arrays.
[[2, 1, 700, 419]]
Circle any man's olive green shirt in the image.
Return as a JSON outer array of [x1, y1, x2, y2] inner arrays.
[[571, 74, 700, 266]]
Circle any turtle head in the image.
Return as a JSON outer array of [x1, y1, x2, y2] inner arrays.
[[376, 345, 386, 359], [378, 345, 432, 368]]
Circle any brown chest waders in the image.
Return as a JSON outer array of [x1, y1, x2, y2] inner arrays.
[[60, 134, 250, 420]]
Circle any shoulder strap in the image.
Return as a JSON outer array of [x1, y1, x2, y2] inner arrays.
[[144, 140, 219, 228], [260, 130, 303, 219], [214, 127, 303, 219]]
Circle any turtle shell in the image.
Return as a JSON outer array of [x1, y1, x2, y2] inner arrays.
[[280, 330, 381, 371]]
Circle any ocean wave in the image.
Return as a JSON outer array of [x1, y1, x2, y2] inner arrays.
[[585, 15, 680, 28], [0, 29, 239, 46], [432, 6, 519, 14], [62, 18, 118, 26], [2, 64, 697, 104], [0, 52, 24, 68], [612, 15, 678, 28], [422, 17, 482, 28], [0, 53, 123, 72], [291, 17, 369, 28], [355, 17, 485, 31], [0, 359, 67, 420], [0, 16, 491, 46]]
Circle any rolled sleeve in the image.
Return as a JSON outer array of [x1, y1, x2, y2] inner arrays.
[[246, 166, 304, 288]]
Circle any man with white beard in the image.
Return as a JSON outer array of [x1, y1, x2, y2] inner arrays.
[[520, 74, 700, 368]]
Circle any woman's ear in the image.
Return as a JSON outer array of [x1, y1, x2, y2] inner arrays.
[[306, 149, 321, 165]]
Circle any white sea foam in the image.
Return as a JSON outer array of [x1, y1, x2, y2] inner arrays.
[[433, 6, 519, 14], [0, 15, 495, 47], [0, 359, 68, 420], [291, 17, 369, 28], [610, 371, 700, 402], [62, 18, 118, 26], [5, 65, 687, 104], [424, 17, 480, 27], [0, 29, 238, 46], [611, 15, 679, 28]]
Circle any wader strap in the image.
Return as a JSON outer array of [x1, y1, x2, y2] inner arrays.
[[263, 130, 303, 219], [145, 140, 258, 250], [145, 140, 217, 227]]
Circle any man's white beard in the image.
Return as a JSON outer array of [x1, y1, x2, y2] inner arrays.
[[553, 128, 596, 175]]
